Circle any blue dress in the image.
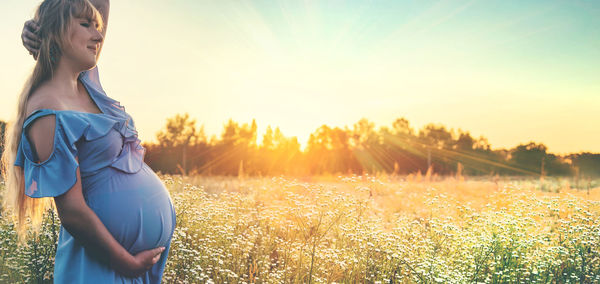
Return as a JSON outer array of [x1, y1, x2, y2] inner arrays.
[[14, 66, 176, 283]]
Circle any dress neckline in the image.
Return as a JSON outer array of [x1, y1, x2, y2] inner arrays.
[[78, 72, 105, 115], [29, 109, 106, 116], [23, 109, 110, 130], [24, 73, 107, 122]]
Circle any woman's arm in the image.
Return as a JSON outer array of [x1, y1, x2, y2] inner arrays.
[[27, 115, 163, 277], [22, 0, 110, 60]]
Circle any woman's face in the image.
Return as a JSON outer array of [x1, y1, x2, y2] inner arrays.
[[60, 16, 103, 70]]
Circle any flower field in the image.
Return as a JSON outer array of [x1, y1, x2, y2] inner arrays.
[[1, 175, 600, 283]]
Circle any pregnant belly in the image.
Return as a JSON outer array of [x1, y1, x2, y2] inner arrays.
[[83, 164, 176, 254]]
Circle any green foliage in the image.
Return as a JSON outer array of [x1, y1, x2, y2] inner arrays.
[[4, 176, 600, 283], [0, 206, 59, 283], [144, 115, 595, 177]]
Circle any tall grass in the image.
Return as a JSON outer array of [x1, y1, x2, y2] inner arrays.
[[1, 175, 599, 283]]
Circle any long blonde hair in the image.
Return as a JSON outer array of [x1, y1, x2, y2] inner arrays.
[[1, 0, 103, 243]]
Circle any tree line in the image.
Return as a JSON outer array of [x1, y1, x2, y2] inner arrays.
[[143, 114, 598, 177], [1, 116, 598, 177]]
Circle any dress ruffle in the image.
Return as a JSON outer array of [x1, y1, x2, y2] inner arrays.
[[15, 109, 145, 198], [79, 67, 146, 173], [14, 67, 146, 198], [14, 110, 79, 198]]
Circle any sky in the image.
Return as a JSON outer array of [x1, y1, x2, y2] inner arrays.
[[1, 0, 599, 155]]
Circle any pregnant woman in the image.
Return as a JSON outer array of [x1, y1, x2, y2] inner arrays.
[[1, 0, 176, 282]]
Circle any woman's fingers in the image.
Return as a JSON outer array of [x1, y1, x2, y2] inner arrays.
[[22, 40, 39, 58], [22, 20, 41, 59], [23, 21, 40, 39], [152, 247, 165, 263], [25, 19, 40, 33], [139, 247, 164, 265], [23, 29, 40, 44], [152, 253, 161, 264], [140, 247, 162, 271], [22, 39, 37, 55], [23, 37, 40, 50], [128, 246, 165, 275]]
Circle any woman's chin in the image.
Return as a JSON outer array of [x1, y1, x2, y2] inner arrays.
[[85, 63, 98, 70], [82, 60, 98, 71]]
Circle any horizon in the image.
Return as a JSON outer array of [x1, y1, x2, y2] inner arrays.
[[1, 0, 598, 155], [146, 114, 597, 156]]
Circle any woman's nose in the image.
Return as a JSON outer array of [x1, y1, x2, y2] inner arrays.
[[92, 29, 103, 43]]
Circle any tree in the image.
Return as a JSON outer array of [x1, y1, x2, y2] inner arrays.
[[509, 142, 548, 175], [258, 126, 302, 175], [455, 131, 475, 151], [350, 118, 379, 149], [155, 113, 205, 175], [220, 119, 257, 147], [570, 153, 600, 177], [306, 125, 355, 174], [262, 126, 274, 150], [419, 124, 454, 149], [211, 119, 259, 175], [392, 117, 414, 136]]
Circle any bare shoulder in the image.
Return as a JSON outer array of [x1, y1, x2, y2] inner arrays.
[[25, 83, 63, 116], [25, 84, 61, 162]]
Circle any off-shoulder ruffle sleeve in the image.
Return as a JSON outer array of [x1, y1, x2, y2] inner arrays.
[[14, 109, 81, 198]]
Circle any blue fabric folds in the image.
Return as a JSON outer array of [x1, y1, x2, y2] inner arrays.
[[14, 111, 80, 198], [78, 67, 146, 174], [14, 109, 145, 198], [14, 66, 146, 198]]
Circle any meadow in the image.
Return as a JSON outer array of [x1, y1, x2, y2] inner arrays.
[[1, 174, 599, 283]]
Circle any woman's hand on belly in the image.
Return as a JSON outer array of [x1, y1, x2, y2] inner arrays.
[[54, 159, 164, 277], [110, 247, 166, 277]]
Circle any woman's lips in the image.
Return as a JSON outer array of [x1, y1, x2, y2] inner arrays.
[[88, 47, 97, 54]]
